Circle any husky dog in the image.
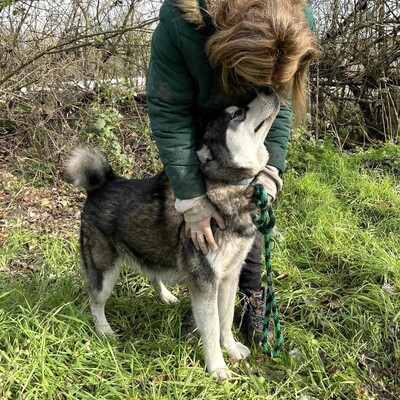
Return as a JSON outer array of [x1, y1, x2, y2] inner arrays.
[[65, 91, 279, 380]]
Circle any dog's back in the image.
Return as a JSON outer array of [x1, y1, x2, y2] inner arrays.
[[65, 148, 187, 275]]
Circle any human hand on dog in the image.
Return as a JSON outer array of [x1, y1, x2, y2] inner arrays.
[[175, 195, 225, 254], [245, 165, 283, 205], [245, 185, 273, 204], [185, 210, 225, 254]]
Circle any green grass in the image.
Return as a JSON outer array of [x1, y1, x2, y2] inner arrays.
[[1, 140, 399, 399]]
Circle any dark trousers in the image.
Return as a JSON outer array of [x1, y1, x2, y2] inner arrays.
[[239, 232, 263, 293]]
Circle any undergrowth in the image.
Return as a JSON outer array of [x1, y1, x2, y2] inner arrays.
[[0, 133, 399, 399]]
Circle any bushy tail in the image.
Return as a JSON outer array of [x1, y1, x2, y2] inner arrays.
[[65, 147, 114, 191]]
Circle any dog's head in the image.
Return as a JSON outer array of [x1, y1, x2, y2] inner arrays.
[[197, 90, 280, 183]]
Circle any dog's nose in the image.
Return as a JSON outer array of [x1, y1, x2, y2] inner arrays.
[[262, 86, 274, 96]]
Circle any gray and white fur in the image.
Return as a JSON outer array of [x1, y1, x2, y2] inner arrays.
[[65, 91, 280, 380]]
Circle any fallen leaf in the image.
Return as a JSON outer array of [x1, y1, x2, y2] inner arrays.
[[41, 198, 51, 207], [330, 298, 341, 311], [382, 283, 399, 294]]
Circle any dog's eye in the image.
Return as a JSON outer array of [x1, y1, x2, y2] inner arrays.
[[232, 109, 244, 119]]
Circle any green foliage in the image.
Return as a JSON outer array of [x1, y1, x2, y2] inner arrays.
[[85, 107, 121, 140], [82, 106, 131, 175], [286, 128, 338, 172], [0, 0, 21, 10], [76, 102, 162, 180], [96, 83, 137, 106], [353, 142, 400, 175]]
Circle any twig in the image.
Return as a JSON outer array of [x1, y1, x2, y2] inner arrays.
[[0, 18, 158, 87]]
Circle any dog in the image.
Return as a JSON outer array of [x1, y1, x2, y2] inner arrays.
[[65, 91, 279, 380]]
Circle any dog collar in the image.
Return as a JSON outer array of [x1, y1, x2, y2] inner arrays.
[[230, 177, 255, 186]]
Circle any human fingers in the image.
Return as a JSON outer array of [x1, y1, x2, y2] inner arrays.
[[190, 229, 208, 254], [185, 223, 191, 238], [246, 185, 272, 204], [245, 185, 255, 198], [203, 226, 218, 252], [190, 230, 200, 251], [196, 232, 209, 255], [212, 210, 225, 230]]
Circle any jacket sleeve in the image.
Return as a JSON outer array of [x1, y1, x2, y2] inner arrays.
[[146, 2, 207, 200], [264, 103, 292, 173], [264, 6, 315, 173]]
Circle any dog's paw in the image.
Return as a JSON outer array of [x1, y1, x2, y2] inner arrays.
[[227, 341, 250, 361], [96, 324, 116, 337], [161, 291, 179, 304], [211, 368, 232, 381]]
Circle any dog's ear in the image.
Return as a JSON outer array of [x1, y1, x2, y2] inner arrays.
[[197, 144, 214, 164]]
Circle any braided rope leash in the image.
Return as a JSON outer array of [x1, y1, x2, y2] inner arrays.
[[251, 183, 283, 358]]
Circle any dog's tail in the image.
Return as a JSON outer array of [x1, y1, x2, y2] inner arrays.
[[65, 147, 115, 192]]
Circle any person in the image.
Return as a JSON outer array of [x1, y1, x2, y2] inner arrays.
[[146, 0, 318, 343]]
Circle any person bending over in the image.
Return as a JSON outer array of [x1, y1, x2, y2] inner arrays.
[[146, 0, 318, 342]]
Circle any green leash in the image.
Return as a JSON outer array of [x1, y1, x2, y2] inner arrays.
[[251, 183, 283, 357]]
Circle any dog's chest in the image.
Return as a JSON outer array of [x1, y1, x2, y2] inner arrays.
[[206, 233, 254, 279]]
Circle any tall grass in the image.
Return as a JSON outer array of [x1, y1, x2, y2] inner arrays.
[[0, 138, 399, 399]]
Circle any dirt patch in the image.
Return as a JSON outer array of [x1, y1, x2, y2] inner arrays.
[[0, 169, 85, 243]]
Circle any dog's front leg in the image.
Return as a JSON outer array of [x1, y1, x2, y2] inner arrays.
[[189, 283, 231, 380], [218, 271, 250, 361]]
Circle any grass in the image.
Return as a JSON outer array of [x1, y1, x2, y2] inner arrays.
[[0, 138, 399, 399]]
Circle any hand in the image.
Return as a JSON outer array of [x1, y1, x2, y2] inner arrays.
[[245, 185, 273, 204], [245, 165, 282, 205], [185, 210, 225, 254]]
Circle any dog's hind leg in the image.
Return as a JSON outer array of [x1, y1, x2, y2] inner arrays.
[[218, 270, 250, 361], [189, 282, 231, 380], [150, 277, 178, 304], [89, 266, 120, 336], [81, 230, 120, 336]]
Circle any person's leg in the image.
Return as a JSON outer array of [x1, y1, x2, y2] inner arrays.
[[238, 232, 266, 344], [238, 233, 263, 293]]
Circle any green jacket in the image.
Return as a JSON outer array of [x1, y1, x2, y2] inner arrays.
[[147, 0, 315, 199]]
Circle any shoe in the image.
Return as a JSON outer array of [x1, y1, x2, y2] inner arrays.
[[239, 288, 266, 344]]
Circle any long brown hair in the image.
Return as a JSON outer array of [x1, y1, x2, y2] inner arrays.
[[185, 0, 319, 125]]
